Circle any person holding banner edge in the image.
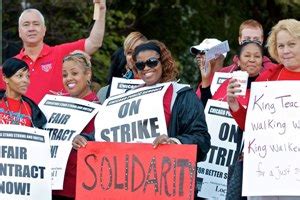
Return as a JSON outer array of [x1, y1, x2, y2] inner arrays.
[[52, 50, 99, 200], [132, 40, 211, 162], [227, 19, 300, 200], [0, 57, 46, 128]]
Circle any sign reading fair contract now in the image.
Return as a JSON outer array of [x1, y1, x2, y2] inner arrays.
[[0, 125, 51, 200], [39, 95, 100, 189], [76, 142, 197, 200]]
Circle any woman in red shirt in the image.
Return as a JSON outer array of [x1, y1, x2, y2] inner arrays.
[[227, 18, 300, 200], [52, 50, 99, 200], [228, 19, 300, 133], [0, 57, 46, 128]]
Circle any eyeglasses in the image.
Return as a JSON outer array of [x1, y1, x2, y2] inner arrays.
[[63, 53, 91, 68], [135, 57, 160, 71]]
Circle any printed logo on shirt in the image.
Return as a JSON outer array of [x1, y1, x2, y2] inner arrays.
[[41, 62, 53, 72]]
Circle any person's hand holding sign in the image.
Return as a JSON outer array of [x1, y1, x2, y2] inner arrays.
[[72, 135, 88, 150], [196, 54, 212, 88], [153, 134, 181, 148], [93, 0, 106, 20]]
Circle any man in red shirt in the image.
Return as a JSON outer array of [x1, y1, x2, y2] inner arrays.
[[3, 0, 106, 103]]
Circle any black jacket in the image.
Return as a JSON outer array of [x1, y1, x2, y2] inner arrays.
[[0, 90, 47, 128], [168, 86, 211, 162]]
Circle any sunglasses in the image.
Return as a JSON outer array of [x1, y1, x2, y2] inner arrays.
[[135, 57, 160, 71], [241, 39, 262, 46], [192, 49, 207, 56]]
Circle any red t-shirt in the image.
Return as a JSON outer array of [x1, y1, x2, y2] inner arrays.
[[13, 40, 85, 104], [0, 97, 32, 126], [52, 92, 98, 198]]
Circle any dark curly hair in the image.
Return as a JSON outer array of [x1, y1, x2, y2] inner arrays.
[[132, 40, 179, 83]]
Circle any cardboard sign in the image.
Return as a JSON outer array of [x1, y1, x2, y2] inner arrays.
[[39, 94, 100, 189], [0, 125, 51, 200], [243, 81, 300, 196], [76, 142, 197, 200], [95, 83, 170, 143], [197, 100, 239, 199], [110, 77, 144, 97]]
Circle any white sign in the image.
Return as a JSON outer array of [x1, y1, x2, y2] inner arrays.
[[210, 72, 232, 96], [95, 83, 171, 143], [0, 125, 51, 200], [39, 95, 100, 189], [197, 100, 239, 199], [110, 77, 144, 97], [243, 81, 300, 196]]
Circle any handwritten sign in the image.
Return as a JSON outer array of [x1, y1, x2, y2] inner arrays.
[[197, 100, 239, 199], [76, 142, 197, 200], [243, 81, 300, 196], [39, 94, 100, 189], [95, 83, 170, 143], [0, 125, 51, 200]]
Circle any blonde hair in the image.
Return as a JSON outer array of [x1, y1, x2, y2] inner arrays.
[[267, 19, 300, 63], [63, 50, 92, 71], [123, 32, 147, 54]]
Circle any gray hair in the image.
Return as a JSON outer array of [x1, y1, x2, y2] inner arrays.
[[18, 8, 45, 26]]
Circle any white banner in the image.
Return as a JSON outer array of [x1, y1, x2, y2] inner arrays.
[[95, 83, 171, 143], [197, 100, 239, 199], [0, 125, 51, 200], [110, 77, 144, 97], [39, 94, 100, 189], [243, 81, 300, 196]]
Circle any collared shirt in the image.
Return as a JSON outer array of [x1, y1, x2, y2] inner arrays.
[[14, 39, 85, 103]]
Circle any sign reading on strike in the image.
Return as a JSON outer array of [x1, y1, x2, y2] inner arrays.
[[76, 142, 197, 200]]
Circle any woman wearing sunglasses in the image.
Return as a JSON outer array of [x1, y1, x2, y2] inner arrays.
[[52, 50, 99, 200], [0, 57, 46, 128], [132, 40, 211, 163]]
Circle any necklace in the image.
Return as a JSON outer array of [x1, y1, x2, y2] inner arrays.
[[3, 96, 24, 125]]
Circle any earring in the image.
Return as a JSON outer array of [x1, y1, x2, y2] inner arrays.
[[87, 80, 91, 86]]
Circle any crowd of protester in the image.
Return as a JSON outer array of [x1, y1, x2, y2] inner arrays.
[[1, 0, 300, 199]]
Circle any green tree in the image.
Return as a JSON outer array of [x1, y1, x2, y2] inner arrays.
[[2, 0, 300, 88]]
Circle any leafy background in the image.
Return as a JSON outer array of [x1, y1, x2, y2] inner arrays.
[[2, 0, 300, 89]]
